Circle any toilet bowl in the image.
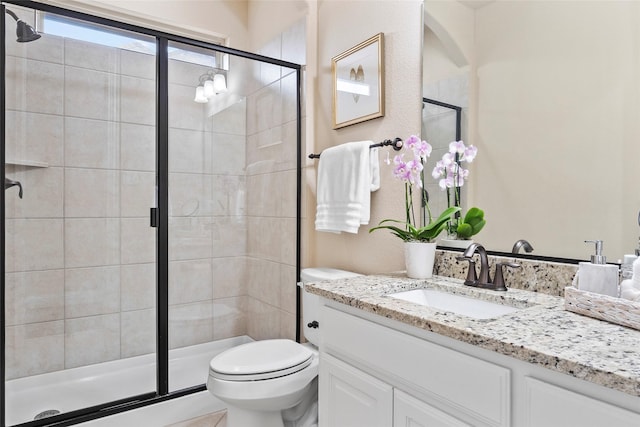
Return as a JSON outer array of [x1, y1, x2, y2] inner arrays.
[[207, 268, 361, 427]]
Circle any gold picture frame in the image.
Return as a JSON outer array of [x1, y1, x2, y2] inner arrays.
[[332, 33, 385, 129]]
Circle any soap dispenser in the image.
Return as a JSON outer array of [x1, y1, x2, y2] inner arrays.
[[577, 240, 620, 297]]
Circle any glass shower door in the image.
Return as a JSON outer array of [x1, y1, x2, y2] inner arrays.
[[166, 41, 241, 392], [3, 4, 158, 424], [165, 38, 300, 391]]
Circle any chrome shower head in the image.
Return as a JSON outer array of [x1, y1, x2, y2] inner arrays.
[[5, 8, 41, 43]]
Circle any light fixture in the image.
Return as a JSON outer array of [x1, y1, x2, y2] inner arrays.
[[213, 74, 227, 94], [193, 70, 228, 103], [5, 9, 41, 43], [194, 85, 208, 103], [203, 80, 216, 98]]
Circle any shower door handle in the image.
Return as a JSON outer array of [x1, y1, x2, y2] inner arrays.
[[150, 207, 159, 227]]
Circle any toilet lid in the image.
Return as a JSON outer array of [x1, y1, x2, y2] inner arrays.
[[209, 339, 313, 381]]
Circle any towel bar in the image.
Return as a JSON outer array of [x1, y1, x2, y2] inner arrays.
[[308, 137, 403, 159]]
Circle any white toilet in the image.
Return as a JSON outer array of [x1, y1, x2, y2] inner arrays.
[[207, 268, 361, 427]]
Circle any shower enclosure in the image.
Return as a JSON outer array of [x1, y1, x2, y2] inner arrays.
[[1, 1, 302, 426]]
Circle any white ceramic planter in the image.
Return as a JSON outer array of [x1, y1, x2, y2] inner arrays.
[[404, 241, 437, 279]]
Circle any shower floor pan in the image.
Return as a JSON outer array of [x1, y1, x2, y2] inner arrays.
[[5, 336, 252, 426]]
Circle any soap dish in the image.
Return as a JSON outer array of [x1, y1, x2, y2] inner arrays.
[[565, 286, 640, 331]]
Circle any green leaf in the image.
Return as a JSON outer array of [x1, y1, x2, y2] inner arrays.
[[471, 219, 486, 234], [456, 207, 486, 238], [463, 207, 484, 222], [424, 206, 461, 230], [369, 207, 461, 242], [369, 223, 413, 241], [410, 206, 461, 241], [456, 223, 473, 239]]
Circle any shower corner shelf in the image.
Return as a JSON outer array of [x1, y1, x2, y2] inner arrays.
[[6, 159, 49, 168]]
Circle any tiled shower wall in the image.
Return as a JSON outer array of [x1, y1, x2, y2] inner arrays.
[[4, 32, 160, 379], [245, 19, 305, 341], [166, 56, 249, 354], [3, 14, 304, 380]]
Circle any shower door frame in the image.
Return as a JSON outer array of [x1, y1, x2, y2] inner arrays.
[[422, 97, 462, 141], [0, 1, 303, 426]]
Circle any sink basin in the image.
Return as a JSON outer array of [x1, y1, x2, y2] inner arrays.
[[388, 288, 521, 319]]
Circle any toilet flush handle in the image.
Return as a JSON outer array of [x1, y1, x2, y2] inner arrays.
[[307, 320, 319, 329]]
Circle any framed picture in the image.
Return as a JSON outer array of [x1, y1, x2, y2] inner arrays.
[[332, 33, 384, 129]]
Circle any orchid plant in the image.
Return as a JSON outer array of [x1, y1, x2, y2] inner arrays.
[[369, 135, 460, 242], [431, 140, 485, 239]]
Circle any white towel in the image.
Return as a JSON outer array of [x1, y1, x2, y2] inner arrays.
[[370, 147, 380, 192], [315, 141, 379, 234]]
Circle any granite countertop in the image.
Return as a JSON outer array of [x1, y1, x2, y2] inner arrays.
[[306, 274, 640, 398]]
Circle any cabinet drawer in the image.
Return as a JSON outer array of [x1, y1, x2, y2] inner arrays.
[[523, 377, 640, 427], [321, 306, 510, 427]]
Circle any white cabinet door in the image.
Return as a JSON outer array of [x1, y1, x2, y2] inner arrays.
[[394, 389, 471, 427], [523, 377, 640, 427], [319, 353, 393, 427]]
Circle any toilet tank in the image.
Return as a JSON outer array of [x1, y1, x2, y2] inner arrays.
[[300, 268, 362, 346]]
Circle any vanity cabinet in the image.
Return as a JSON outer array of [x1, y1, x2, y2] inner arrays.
[[319, 305, 510, 427], [317, 302, 640, 427]]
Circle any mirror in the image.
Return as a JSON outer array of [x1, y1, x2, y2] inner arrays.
[[423, 0, 640, 262], [421, 96, 466, 237]]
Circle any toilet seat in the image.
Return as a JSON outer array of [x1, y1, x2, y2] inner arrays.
[[209, 339, 313, 381]]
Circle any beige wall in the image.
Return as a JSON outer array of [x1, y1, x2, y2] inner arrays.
[[423, 0, 473, 68], [59, 0, 308, 57], [43, 0, 249, 48], [307, 0, 424, 275], [44, 0, 310, 54], [422, 25, 466, 87], [247, 0, 308, 52]]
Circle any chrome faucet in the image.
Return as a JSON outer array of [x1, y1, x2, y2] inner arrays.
[[457, 243, 520, 291], [512, 239, 533, 254]]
